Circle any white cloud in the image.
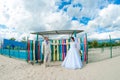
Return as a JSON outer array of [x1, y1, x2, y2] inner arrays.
[[88, 31, 120, 40], [0, 0, 120, 41], [86, 4, 120, 39], [42, 11, 70, 30], [70, 20, 85, 30], [0, 28, 19, 40], [64, 0, 109, 19], [67, 5, 82, 18], [0, 0, 72, 40], [98, 4, 120, 28], [0, 0, 32, 40]]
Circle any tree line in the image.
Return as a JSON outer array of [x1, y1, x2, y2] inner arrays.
[[10, 37, 27, 43], [88, 40, 120, 48]]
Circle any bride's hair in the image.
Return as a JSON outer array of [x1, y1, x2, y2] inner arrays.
[[71, 37, 75, 41]]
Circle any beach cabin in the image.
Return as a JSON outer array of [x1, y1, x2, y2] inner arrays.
[[27, 30, 88, 64]]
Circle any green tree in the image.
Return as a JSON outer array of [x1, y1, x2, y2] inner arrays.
[[21, 37, 27, 43], [88, 41, 93, 48], [91, 40, 98, 48], [10, 37, 16, 41]]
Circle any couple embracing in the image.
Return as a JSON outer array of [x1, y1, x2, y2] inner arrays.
[[41, 37, 83, 69]]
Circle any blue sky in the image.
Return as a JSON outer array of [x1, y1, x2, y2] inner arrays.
[[0, 0, 120, 40], [0, 24, 7, 29]]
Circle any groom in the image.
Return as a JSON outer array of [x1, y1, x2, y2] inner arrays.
[[42, 37, 51, 67]]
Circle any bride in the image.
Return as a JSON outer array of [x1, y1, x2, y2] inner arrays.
[[61, 37, 83, 69]]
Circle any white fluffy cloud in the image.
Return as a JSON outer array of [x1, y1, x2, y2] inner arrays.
[[64, 0, 109, 19], [0, 0, 71, 40], [0, 0, 120, 41], [86, 4, 120, 39], [99, 4, 120, 28], [88, 31, 120, 40], [0, 0, 32, 40]]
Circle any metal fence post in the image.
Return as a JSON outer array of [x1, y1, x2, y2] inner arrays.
[[109, 35, 112, 58], [9, 46, 11, 58]]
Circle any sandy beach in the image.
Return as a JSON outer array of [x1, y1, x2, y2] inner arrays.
[[0, 54, 120, 80]]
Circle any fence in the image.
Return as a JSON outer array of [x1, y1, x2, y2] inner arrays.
[[0, 35, 88, 63], [1, 34, 119, 64], [27, 37, 88, 63], [0, 49, 33, 61], [87, 35, 120, 63]]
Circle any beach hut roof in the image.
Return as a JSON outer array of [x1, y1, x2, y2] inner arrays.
[[31, 30, 84, 36]]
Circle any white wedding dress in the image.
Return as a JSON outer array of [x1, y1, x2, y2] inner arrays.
[[61, 42, 83, 69]]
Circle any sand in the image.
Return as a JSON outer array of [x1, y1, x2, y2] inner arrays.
[[0, 52, 120, 80], [0, 54, 120, 80]]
